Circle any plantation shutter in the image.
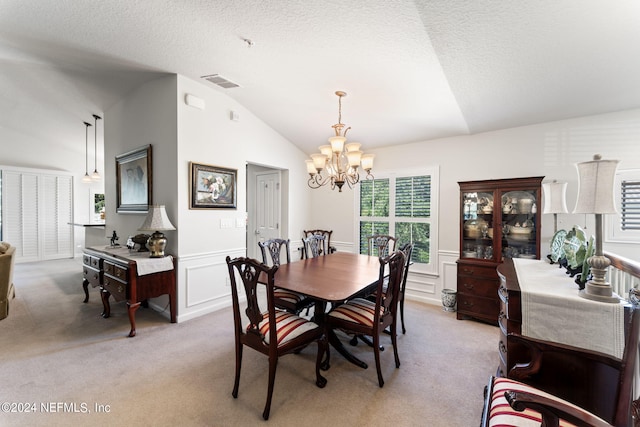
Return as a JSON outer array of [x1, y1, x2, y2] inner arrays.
[[621, 179, 640, 231]]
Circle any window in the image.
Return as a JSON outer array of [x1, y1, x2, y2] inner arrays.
[[621, 179, 640, 231], [357, 167, 438, 274], [607, 169, 640, 243]]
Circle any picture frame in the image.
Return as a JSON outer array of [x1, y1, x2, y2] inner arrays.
[[190, 162, 237, 209], [116, 144, 152, 213]]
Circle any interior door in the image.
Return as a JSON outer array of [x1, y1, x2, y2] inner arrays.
[[255, 171, 281, 248]]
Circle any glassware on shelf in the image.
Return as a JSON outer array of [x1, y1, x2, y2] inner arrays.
[[464, 218, 488, 239]]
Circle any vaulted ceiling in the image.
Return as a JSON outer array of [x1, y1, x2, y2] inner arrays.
[[2, 0, 640, 156]]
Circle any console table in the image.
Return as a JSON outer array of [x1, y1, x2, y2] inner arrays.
[[82, 246, 177, 337], [497, 258, 631, 419]]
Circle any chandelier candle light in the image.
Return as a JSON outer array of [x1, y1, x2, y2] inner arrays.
[[573, 154, 620, 303], [138, 205, 176, 258], [306, 91, 374, 192]]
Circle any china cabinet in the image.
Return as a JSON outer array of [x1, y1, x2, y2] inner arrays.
[[457, 176, 543, 324]]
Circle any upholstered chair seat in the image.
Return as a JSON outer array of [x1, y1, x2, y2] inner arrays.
[[255, 310, 320, 345], [487, 376, 609, 427]]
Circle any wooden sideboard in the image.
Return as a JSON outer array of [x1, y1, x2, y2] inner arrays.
[[82, 247, 176, 337], [496, 257, 634, 420]]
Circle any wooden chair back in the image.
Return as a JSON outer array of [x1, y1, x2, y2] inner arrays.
[[367, 234, 397, 257], [302, 235, 327, 259], [258, 238, 291, 266], [303, 229, 333, 250]]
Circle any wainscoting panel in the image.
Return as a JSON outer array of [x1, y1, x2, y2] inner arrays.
[[177, 248, 244, 322]]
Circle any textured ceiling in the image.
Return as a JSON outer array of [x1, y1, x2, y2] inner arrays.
[[1, 0, 640, 157]]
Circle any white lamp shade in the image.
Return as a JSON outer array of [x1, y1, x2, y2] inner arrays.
[[328, 136, 346, 153], [139, 205, 176, 231], [345, 142, 361, 153], [573, 156, 619, 214], [305, 159, 317, 174], [319, 145, 332, 158], [542, 181, 568, 214], [361, 154, 375, 171], [346, 150, 363, 167], [311, 153, 327, 170]]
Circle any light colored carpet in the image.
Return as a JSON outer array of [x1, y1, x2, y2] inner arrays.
[[0, 257, 498, 426]]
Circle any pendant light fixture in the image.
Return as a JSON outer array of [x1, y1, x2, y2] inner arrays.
[[91, 114, 102, 181], [305, 91, 374, 192], [82, 121, 93, 183]]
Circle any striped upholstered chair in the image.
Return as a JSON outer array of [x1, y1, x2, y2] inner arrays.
[[259, 238, 314, 315], [226, 256, 327, 420], [324, 250, 405, 387]]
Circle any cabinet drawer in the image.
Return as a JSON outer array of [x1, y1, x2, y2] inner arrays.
[[104, 261, 128, 282], [83, 266, 102, 288], [498, 336, 508, 372], [457, 294, 500, 320], [103, 276, 127, 302], [83, 254, 101, 269], [458, 263, 498, 280], [458, 276, 499, 298]]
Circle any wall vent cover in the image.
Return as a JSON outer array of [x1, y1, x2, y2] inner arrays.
[[201, 74, 240, 89]]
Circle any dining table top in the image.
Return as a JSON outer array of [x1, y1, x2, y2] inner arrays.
[[271, 252, 382, 303]]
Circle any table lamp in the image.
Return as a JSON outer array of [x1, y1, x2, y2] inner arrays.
[[542, 180, 568, 233], [573, 154, 620, 303], [138, 205, 176, 258]]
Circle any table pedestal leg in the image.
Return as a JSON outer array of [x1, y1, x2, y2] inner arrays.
[[315, 301, 369, 369], [328, 330, 368, 369]]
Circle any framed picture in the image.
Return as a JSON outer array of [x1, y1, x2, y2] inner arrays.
[[190, 162, 237, 209], [116, 145, 152, 213]]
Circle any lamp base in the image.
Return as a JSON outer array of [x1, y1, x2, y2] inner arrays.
[[146, 231, 167, 258], [579, 281, 621, 303]]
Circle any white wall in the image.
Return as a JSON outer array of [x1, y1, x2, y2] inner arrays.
[[104, 75, 178, 245], [311, 109, 640, 305], [104, 75, 312, 322]]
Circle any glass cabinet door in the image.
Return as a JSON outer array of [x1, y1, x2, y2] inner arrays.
[[462, 191, 495, 261], [500, 190, 538, 260]]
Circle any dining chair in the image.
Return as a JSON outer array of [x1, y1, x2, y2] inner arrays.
[[302, 235, 328, 259], [226, 256, 327, 420], [324, 250, 405, 387], [350, 243, 414, 348], [396, 243, 413, 334], [366, 234, 397, 257], [302, 229, 336, 257], [258, 238, 314, 315]]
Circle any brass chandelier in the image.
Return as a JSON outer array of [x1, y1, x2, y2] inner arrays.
[[305, 91, 374, 192]]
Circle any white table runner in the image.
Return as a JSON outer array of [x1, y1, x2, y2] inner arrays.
[[514, 258, 625, 359], [94, 246, 174, 276]]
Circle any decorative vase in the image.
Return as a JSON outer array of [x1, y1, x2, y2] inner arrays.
[[441, 288, 457, 312]]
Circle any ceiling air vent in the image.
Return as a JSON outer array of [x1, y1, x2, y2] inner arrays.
[[201, 74, 240, 89]]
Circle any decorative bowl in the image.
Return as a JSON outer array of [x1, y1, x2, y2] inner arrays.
[[464, 219, 488, 238], [507, 225, 533, 241]]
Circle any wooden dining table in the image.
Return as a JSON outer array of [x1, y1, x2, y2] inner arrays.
[[270, 252, 383, 369]]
